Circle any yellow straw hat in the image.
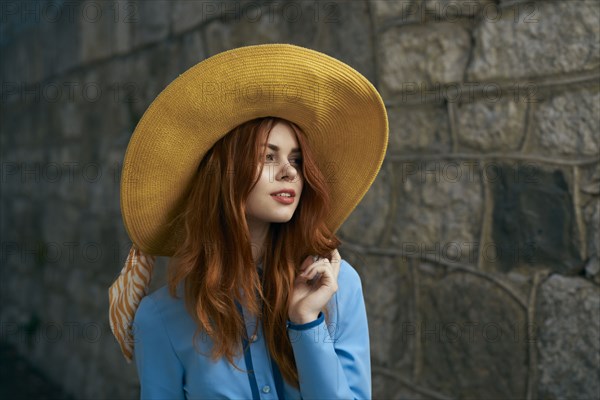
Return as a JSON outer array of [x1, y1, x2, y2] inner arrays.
[[109, 43, 388, 362]]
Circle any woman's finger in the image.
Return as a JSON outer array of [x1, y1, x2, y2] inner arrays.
[[300, 255, 318, 271], [331, 248, 341, 263], [301, 263, 335, 286], [305, 264, 338, 292], [301, 264, 324, 280], [301, 257, 331, 276], [330, 249, 341, 280], [300, 254, 326, 272]]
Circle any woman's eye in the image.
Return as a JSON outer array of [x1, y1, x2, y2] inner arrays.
[[265, 153, 302, 166]]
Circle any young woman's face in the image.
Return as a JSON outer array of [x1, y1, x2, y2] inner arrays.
[[245, 121, 303, 226]]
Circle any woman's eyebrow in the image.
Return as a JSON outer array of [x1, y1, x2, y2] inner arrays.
[[266, 143, 302, 154]]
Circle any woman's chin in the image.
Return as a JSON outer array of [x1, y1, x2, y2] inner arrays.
[[267, 212, 296, 224], [272, 216, 294, 223]]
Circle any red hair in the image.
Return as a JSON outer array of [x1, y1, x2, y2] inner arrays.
[[166, 117, 340, 387]]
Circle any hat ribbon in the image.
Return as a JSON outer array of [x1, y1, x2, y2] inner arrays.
[[108, 244, 156, 363]]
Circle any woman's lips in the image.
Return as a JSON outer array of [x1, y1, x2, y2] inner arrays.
[[271, 194, 294, 204]]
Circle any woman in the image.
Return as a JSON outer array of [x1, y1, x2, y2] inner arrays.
[[108, 44, 388, 399]]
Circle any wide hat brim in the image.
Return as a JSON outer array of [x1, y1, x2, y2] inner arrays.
[[120, 43, 388, 256]]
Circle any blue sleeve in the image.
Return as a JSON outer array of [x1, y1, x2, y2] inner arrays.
[[287, 260, 371, 399], [133, 295, 186, 400]]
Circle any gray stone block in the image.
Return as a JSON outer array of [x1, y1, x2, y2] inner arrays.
[[490, 163, 582, 274], [131, 0, 171, 48], [352, 254, 413, 369], [373, 370, 433, 400], [425, 0, 495, 17], [456, 97, 527, 152], [178, 30, 207, 71], [379, 22, 471, 97], [371, 0, 422, 25], [468, 1, 600, 80], [585, 196, 600, 270], [339, 162, 392, 246], [80, 6, 122, 63], [417, 266, 528, 398], [1, 29, 45, 85], [530, 87, 600, 157], [203, 1, 375, 83], [388, 104, 451, 154], [171, 0, 265, 34], [581, 164, 600, 283], [535, 275, 600, 400], [390, 159, 483, 265], [41, 10, 82, 81]]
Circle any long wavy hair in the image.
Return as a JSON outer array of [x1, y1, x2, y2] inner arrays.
[[166, 116, 340, 387]]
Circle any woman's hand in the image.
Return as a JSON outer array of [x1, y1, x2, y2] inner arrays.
[[288, 249, 341, 324]]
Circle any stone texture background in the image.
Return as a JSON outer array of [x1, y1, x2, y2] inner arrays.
[[1, 0, 599, 399]]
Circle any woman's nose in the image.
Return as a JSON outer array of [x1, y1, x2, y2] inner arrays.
[[278, 161, 300, 182]]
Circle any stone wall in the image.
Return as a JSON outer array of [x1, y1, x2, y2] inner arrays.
[[1, 1, 598, 399]]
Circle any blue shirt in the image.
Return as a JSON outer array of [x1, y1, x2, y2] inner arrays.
[[132, 258, 371, 399]]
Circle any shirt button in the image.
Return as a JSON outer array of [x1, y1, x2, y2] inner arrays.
[[262, 385, 271, 393], [250, 334, 258, 343]]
